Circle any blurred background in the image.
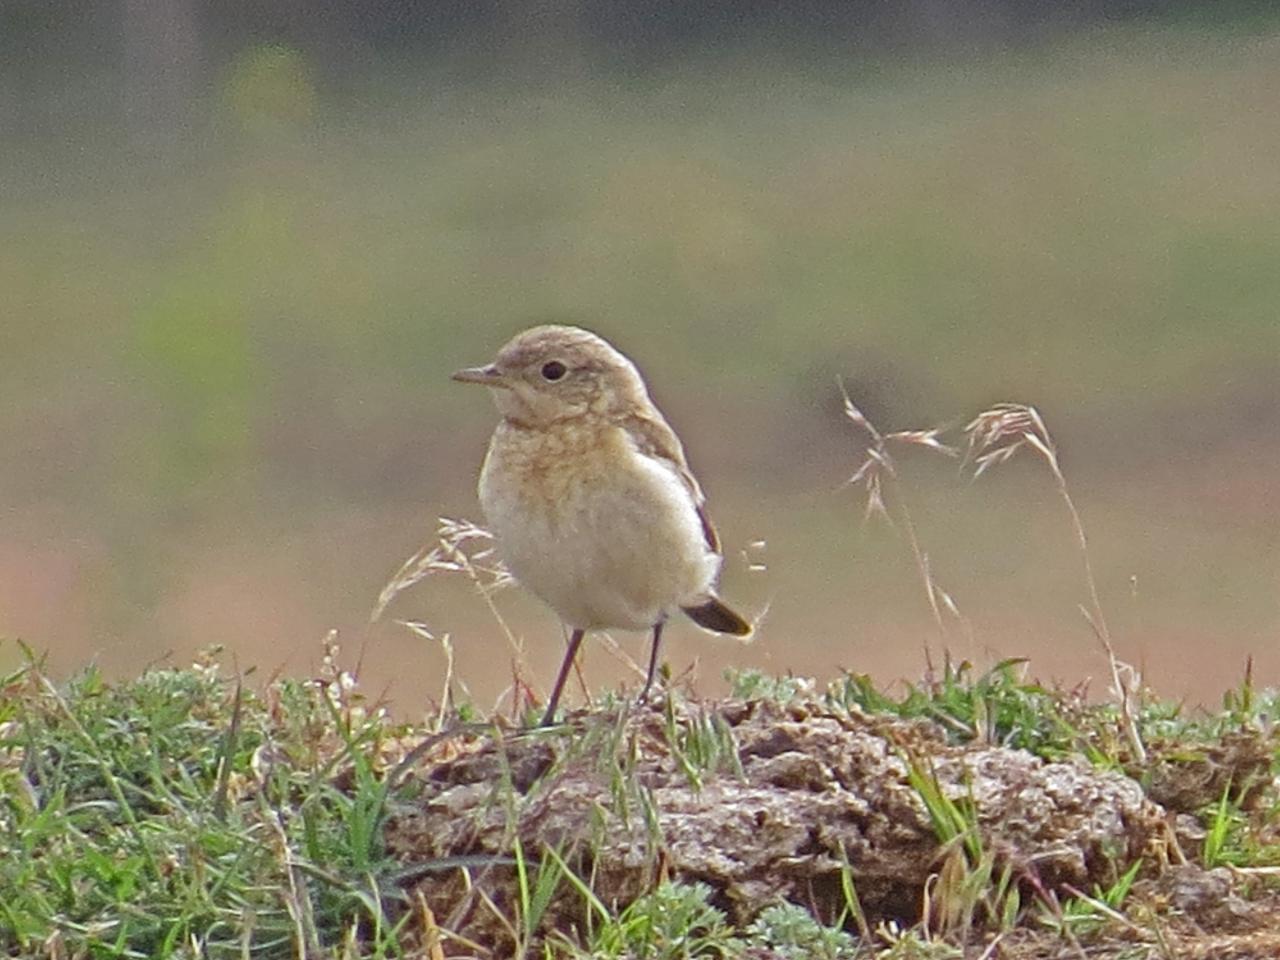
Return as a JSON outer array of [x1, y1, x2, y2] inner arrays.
[[2, 0, 1276, 714]]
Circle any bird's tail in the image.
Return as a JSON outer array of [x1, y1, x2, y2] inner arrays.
[[682, 596, 752, 636]]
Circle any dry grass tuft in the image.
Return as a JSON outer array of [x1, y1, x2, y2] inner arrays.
[[371, 517, 532, 719], [841, 392, 1147, 762]]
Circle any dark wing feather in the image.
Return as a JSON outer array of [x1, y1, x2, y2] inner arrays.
[[622, 411, 721, 554]]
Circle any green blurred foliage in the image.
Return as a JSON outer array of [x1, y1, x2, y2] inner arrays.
[[224, 44, 316, 138], [0, 18, 1276, 698]]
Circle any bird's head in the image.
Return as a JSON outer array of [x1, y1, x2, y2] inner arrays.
[[453, 325, 648, 427]]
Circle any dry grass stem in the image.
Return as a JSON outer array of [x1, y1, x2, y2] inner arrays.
[[963, 403, 1146, 762], [593, 630, 645, 683], [840, 380, 968, 662], [396, 621, 458, 731], [415, 893, 449, 960]]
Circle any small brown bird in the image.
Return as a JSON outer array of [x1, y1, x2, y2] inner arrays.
[[453, 325, 751, 725]]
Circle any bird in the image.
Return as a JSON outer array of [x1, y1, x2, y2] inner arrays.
[[453, 324, 752, 725]]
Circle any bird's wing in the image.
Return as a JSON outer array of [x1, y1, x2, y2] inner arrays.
[[623, 411, 721, 554]]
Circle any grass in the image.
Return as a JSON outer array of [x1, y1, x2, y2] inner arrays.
[[0, 642, 418, 958], [3, 642, 1277, 958]]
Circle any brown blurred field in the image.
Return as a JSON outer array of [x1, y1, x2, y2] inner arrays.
[[1, 18, 1277, 714]]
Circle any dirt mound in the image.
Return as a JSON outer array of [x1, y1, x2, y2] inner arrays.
[[386, 698, 1184, 953]]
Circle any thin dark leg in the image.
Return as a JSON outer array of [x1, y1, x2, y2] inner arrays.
[[638, 620, 665, 704], [541, 628, 586, 726]]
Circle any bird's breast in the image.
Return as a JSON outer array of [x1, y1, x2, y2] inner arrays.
[[479, 421, 619, 522], [476, 420, 719, 630]]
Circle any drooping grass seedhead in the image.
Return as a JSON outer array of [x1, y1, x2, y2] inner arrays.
[[841, 381, 958, 525], [370, 516, 510, 625], [962, 403, 1059, 479]]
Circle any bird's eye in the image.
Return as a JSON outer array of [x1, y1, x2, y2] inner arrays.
[[540, 361, 567, 382]]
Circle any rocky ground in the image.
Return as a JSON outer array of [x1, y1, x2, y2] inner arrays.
[[386, 697, 1280, 958]]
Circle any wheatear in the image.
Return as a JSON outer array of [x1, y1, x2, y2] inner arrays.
[[453, 325, 751, 725]]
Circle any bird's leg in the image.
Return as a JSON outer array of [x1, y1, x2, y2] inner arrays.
[[541, 628, 586, 726], [638, 619, 665, 704]]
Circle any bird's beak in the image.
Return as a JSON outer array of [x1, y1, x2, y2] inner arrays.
[[452, 364, 507, 386]]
